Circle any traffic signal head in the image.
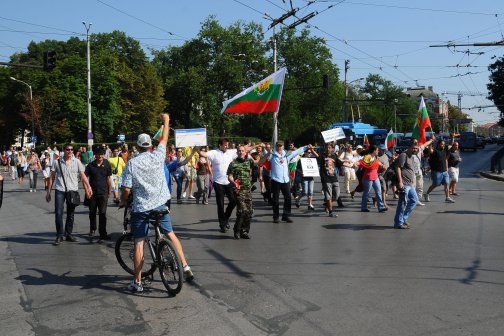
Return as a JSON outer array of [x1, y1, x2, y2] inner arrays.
[[323, 74, 330, 89], [43, 51, 56, 71]]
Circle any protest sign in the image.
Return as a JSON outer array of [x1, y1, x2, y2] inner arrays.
[[175, 128, 207, 148], [321, 127, 346, 143], [300, 158, 320, 177]]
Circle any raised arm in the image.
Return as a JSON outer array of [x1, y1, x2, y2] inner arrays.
[[159, 114, 170, 147]]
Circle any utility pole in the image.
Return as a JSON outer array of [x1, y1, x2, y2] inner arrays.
[[9, 77, 34, 146], [272, 25, 279, 145], [342, 60, 350, 122], [83, 21, 93, 147]]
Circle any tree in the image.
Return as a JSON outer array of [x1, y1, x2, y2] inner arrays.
[[488, 55, 504, 127]]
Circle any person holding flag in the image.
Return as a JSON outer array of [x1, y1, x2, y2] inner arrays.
[[412, 96, 432, 145], [385, 129, 396, 149]]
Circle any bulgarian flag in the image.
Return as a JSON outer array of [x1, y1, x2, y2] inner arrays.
[[386, 129, 395, 148], [153, 126, 163, 142], [221, 68, 287, 114], [412, 96, 432, 145], [363, 134, 370, 148]]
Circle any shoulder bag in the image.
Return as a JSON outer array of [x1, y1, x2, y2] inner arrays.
[[58, 159, 81, 206]]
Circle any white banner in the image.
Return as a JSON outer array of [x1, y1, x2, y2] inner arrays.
[[300, 158, 320, 177], [175, 128, 207, 148], [321, 127, 346, 143]]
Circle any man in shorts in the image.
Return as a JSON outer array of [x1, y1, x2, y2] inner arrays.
[[424, 139, 455, 203], [120, 114, 193, 292]]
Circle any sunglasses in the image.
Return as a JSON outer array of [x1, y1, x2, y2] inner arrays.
[[65, 148, 74, 151]]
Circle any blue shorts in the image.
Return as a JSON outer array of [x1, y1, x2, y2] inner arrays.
[[130, 204, 173, 239], [431, 171, 449, 186]]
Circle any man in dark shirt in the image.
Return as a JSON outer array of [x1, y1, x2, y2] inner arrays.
[[85, 148, 112, 241], [394, 140, 419, 229], [317, 143, 343, 218], [424, 140, 455, 203]]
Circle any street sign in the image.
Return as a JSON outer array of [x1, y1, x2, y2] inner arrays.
[[88, 139, 94, 146], [87, 132, 94, 139], [117, 134, 125, 142], [31, 135, 38, 144]]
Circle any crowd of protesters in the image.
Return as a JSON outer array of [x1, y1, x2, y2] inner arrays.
[[1, 123, 463, 290]]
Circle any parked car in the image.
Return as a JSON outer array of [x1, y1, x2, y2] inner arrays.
[[459, 132, 478, 151], [484, 137, 493, 144], [497, 136, 504, 145], [491, 136, 499, 144], [476, 136, 486, 149]]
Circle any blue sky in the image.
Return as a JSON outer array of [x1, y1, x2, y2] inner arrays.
[[1, 0, 503, 124]]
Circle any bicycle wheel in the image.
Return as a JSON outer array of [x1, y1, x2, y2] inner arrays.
[[115, 233, 156, 277], [158, 239, 184, 295]]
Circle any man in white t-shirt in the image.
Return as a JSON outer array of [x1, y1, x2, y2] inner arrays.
[[199, 138, 238, 232]]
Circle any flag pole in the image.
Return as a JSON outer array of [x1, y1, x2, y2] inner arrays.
[[272, 26, 278, 146]]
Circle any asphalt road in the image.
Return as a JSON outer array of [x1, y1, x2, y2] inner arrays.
[[1, 144, 503, 336]]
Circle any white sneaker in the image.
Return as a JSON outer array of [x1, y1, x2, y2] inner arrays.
[[127, 279, 143, 292], [29, 189, 33, 192], [182, 192, 187, 198], [189, 195, 195, 199], [184, 265, 194, 282], [417, 201, 425, 206], [424, 194, 430, 202], [445, 197, 455, 203], [33, 189, 36, 192]]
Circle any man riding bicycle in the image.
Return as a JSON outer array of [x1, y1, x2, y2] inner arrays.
[[120, 114, 193, 292]]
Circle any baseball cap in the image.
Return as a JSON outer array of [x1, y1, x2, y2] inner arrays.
[[356, 145, 363, 149], [137, 133, 152, 148], [379, 144, 387, 150], [275, 141, 284, 147]]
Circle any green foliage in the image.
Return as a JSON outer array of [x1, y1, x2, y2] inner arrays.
[[488, 56, 504, 127]]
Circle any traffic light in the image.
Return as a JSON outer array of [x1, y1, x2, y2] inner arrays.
[[43, 51, 56, 71], [323, 74, 330, 89]]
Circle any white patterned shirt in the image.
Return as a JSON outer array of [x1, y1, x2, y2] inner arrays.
[[121, 144, 170, 213]]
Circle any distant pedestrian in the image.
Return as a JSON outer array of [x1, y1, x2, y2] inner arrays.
[[85, 148, 112, 241], [448, 141, 461, 196], [16, 151, 27, 184], [317, 143, 341, 217], [108, 147, 126, 204], [27, 151, 42, 192], [295, 147, 319, 211], [359, 145, 387, 213], [46, 144, 93, 245], [269, 141, 312, 223], [194, 148, 212, 205], [411, 136, 435, 206]]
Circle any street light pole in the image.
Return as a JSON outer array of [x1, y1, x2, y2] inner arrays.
[[83, 21, 93, 146], [10, 76, 34, 146]]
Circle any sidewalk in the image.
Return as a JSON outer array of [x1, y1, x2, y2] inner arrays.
[[479, 170, 504, 182]]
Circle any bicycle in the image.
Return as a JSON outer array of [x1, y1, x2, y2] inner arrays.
[[115, 203, 184, 296]]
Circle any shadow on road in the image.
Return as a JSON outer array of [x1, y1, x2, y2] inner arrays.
[[438, 210, 503, 216], [322, 224, 394, 231], [16, 268, 172, 298]]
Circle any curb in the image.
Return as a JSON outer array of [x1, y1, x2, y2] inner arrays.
[[479, 171, 504, 182]]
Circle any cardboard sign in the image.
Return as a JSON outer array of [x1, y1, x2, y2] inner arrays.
[[300, 158, 320, 177], [175, 128, 207, 148], [321, 127, 346, 143]]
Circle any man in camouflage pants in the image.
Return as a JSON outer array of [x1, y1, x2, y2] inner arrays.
[[227, 145, 269, 240]]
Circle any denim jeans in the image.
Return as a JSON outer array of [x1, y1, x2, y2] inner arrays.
[[301, 179, 314, 197], [361, 178, 385, 210], [394, 184, 418, 226], [55, 189, 77, 237], [29, 170, 38, 189], [173, 173, 184, 200]]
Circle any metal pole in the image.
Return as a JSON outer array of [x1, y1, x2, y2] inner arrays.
[[343, 60, 349, 122], [9, 77, 34, 146], [272, 26, 278, 145], [83, 22, 93, 144]]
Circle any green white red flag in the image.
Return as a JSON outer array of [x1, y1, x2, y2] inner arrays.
[[386, 129, 395, 148], [153, 126, 163, 142], [412, 96, 432, 145], [363, 134, 370, 148], [221, 68, 287, 114]]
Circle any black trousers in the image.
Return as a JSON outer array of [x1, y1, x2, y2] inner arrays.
[[271, 180, 292, 220], [89, 194, 108, 236], [262, 173, 272, 204], [213, 182, 237, 225]]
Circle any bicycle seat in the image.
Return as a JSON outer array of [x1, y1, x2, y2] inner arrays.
[[150, 207, 170, 221]]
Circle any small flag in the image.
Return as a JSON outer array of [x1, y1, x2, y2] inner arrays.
[[412, 96, 432, 145], [153, 126, 163, 142], [386, 129, 395, 148], [363, 134, 370, 148], [221, 68, 287, 114]]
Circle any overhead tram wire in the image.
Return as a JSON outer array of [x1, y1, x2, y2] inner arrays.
[[95, 0, 189, 41], [310, 1, 502, 16], [0, 16, 82, 35]]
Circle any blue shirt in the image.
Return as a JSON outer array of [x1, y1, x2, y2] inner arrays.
[[270, 146, 307, 183], [122, 144, 170, 213]]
